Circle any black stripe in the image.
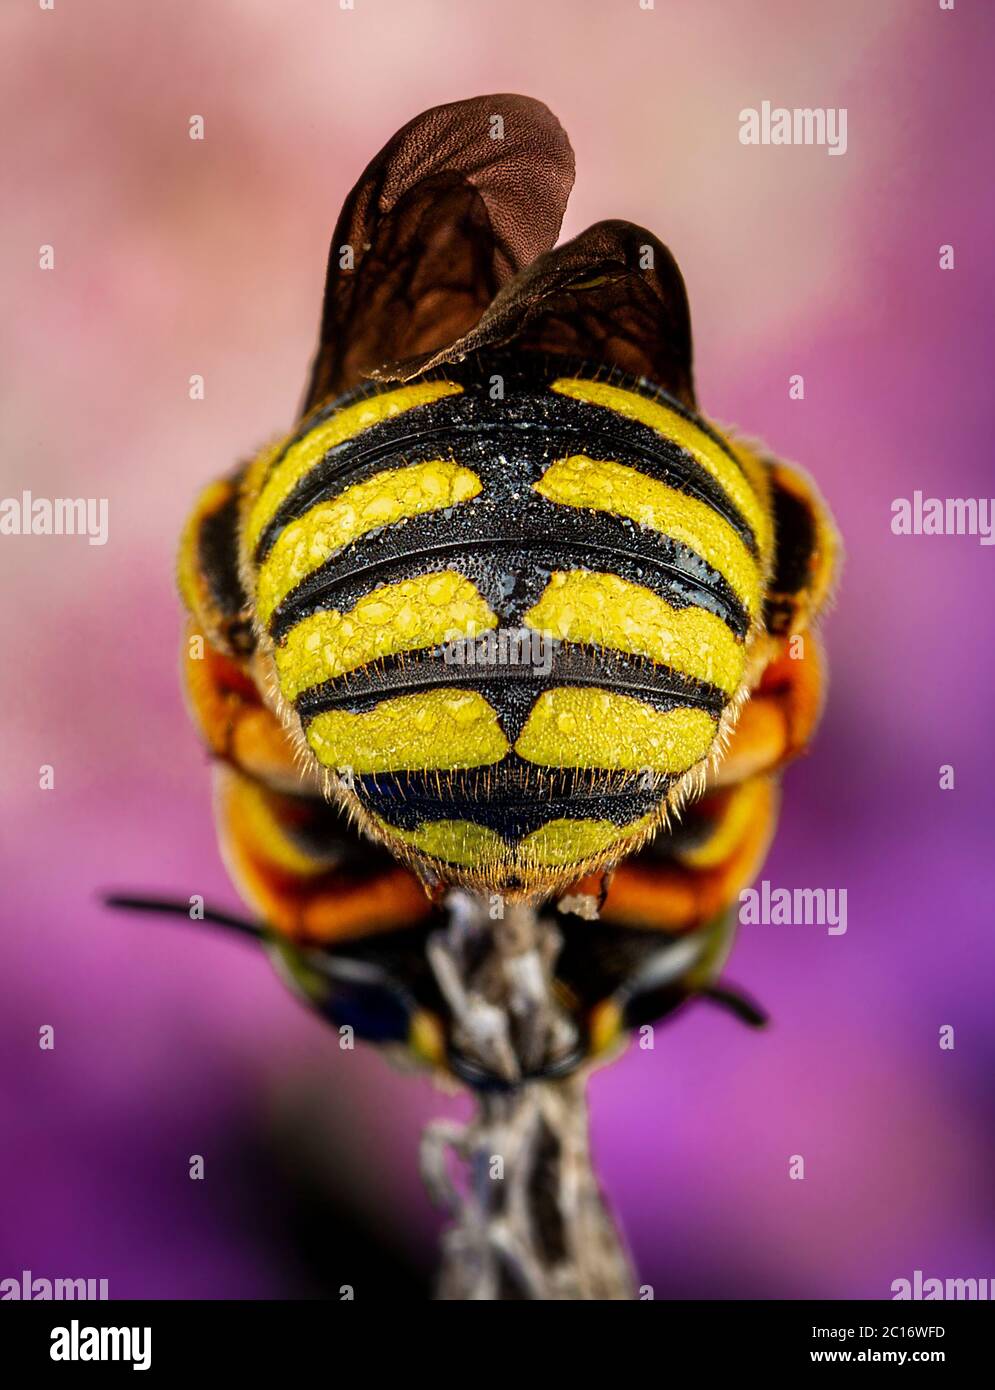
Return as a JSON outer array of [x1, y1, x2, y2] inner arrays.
[[763, 475, 817, 634], [268, 501, 751, 643], [197, 486, 245, 619], [276, 351, 745, 483], [553, 371, 757, 503], [353, 757, 669, 842], [769, 478, 816, 596], [195, 480, 255, 655], [255, 364, 759, 562], [256, 376, 408, 493], [295, 641, 730, 741], [258, 416, 758, 563], [255, 381, 465, 562], [263, 352, 642, 476]]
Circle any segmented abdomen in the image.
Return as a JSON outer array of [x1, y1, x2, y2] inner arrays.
[[242, 356, 772, 889]]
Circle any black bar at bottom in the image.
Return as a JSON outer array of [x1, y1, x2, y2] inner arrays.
[[1, 1298, 991, 1376]]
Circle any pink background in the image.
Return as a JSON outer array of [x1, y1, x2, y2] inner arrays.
[[1, 0, 993, 1298]]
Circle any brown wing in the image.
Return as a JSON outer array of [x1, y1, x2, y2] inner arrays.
[[383, 219, 697, 410], [301, 93, 576, 412]]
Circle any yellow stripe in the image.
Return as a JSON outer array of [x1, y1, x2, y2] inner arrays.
[[306, 689, 509, 773], [727, 438, 772, 548], [274, 570, 497, 700], [377, 818, 507, 869], [377, 812, 656, 870], [515, 688, 717, 772], [677, 777, 772, 870], [520, 814, 656, 867], [245, 381, 463, 556], [226, 777, 329, 877], [523, 570, 745, 695], [256, 459, 482, 625], [551, 377, 770, 554], [534, 454, 761, 618]]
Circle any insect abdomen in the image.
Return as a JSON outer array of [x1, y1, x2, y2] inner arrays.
[[243, 356, 772, 891]]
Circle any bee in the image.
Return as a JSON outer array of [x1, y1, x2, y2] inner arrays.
[[156, 93, 838, 1096]]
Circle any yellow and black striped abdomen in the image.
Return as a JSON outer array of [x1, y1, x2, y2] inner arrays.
[[242, 356, 772, 893]]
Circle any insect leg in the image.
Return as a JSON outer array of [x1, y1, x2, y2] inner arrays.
[[212, 764, 433, 946], [596, 774, 779, 933]]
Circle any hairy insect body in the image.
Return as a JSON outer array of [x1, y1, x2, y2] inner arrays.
[[237, 357, 783, 896], [176, 94, 838, 1083]]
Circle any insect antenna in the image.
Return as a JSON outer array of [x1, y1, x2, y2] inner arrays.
[[102, 893, 264, 942], [699, 982, 768, 1028]]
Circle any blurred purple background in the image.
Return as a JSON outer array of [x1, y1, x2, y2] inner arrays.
[[2, 0, 993, 1299]]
